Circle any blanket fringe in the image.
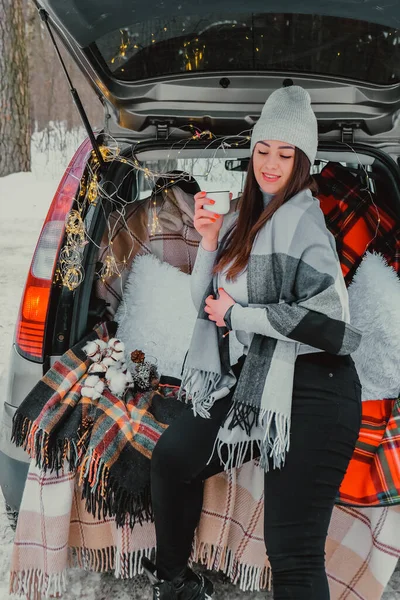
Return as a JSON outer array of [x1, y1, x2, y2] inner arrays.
[[11, 414, 83, 473], [70, 546, 116, 573], [193, 540, 271, 592], [79, 451, 153, 528], [114, 547, 154, 579], [10, 568, 68, 600], [73, 543, 271, 589], [69, 545, 154, 579], [10, 544, 271, 599]]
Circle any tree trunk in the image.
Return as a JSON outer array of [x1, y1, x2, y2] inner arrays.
[[0, 0, 31, 177]]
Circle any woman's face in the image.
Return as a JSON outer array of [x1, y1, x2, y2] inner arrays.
[[253, 140, 296, 195]]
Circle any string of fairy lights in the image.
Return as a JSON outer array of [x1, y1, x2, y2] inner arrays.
[[54, 127, 252, 292]]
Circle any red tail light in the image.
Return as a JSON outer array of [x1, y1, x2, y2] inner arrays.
[[15, 138, 92, 361]]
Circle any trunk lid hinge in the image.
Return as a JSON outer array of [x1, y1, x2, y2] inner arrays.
[[37, 7, 105, 169]]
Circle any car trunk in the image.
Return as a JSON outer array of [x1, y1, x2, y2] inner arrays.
[[32, 0, 400, 349]]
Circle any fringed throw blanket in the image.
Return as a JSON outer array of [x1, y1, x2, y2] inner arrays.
[[11, 320, 185, 527], [180, 189, 362, 471], [10, 460, 400, 600]]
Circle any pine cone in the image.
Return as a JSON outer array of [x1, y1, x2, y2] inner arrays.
[[81, 416, 94, 430], [131, 349, 145, 363]]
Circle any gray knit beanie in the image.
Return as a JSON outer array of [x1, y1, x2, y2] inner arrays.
[[250, 86, 318, 165]]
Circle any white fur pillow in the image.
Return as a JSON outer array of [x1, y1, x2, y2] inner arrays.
[[115, 254, 243, 379], [115, 254, 197, 379], [348, 252, 400, 400]]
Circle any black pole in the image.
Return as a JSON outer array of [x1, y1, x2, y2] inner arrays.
[[38, 8, 105, 169]]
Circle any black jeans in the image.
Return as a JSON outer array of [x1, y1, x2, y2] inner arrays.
[[151, 352, 362, 599]]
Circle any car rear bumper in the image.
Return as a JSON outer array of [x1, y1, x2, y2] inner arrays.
[[0, 451, 29, 510], [0, 345, 43, 510]]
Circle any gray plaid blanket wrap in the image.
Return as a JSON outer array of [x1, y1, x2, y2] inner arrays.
[[179, 189, 362, 471]]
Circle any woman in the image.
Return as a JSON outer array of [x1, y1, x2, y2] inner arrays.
[[142, 85, 362, 600]]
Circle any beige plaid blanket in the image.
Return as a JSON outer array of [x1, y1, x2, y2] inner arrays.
[[10, 460, 400, 599]]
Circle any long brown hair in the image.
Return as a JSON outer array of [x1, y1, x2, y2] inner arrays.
[[213, 148, 317, 281]]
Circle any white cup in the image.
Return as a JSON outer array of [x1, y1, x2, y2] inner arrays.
[[203, 190, 231, 215]]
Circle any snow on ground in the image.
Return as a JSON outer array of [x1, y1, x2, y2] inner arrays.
[[0, 130, 399, 599]]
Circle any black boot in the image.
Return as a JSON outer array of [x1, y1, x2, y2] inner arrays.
[[142, 557, 214, 600]]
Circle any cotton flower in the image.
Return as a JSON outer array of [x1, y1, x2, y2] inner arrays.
[[106, 367, 129, 396], [83, 337, 131, 399], [102, 356, 122, 368], [97, 340, 107, 352], [108, 338, 125, 353], [83, 341, 101, 359], [92, 379, 105, 399], [83, 340, 107, 363], [82, 374, 104, 399], [88, 363, 107, 376]]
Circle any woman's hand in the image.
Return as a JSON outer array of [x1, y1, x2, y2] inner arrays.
[[204, 288, 235, 327], [193, 191, 231, 246]]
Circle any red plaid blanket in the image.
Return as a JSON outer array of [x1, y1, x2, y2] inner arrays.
[[315, 161, 400, 284], [315, 162, 400, 506], [338, 398, 400, 506]]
